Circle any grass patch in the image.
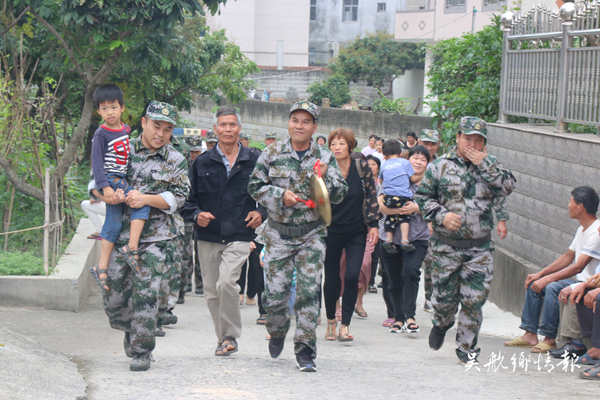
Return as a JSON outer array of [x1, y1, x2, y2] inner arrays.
[[0, 251, 46, 276]]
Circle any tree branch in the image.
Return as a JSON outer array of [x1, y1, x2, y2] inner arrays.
[[0, 6, 30, 37], [90, 49, 121, 86], [0, 155, 44, 202], [29, 9, 85, 79], [166, 86, 193, 102]]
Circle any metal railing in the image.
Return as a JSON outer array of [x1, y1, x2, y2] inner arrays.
[[497, 1, 600, 133]]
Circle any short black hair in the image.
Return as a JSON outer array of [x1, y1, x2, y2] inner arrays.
[[93, 84, 124, 109], [214, 105, 241, 125], [408, 145, 431, 163], [382, 139, 402, 156], [317, 135, 327, 143], [376, 137, 384, 143], [369, 134, 378, 140], [366, 155, 381, 170], [407, 131, 417, 139], [571, 186, 599, 215]]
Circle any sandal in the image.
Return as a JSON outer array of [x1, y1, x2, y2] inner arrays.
[[580, 366, 600, 380], [215, 336, 238, 356], [406, 321, 420, 333], [87, 232, 102, 240], [337, 325, 354, 342], [325, 320, 337, 341], [256, 315, 267, 325], [368, 285, 378, 294], [89, 264, 109, 294], [118, 244, 140, 273], [382, 318, 394, 327], [354, 307, 368, 318], [390, 322, 405, 333], [382, 240, 398, 254], [575, 352, 600, 365]]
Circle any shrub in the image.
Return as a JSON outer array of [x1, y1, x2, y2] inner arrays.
[[0, 251, 45, 276]]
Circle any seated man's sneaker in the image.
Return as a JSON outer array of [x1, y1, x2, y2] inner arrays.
[[130, 352, 154, 372], [549, 342, 587, 359], [269, 336, 285, 358], [296, 350, 317, 372], [456, 349, 479, 366]]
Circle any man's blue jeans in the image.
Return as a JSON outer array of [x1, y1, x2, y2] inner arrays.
[[519, 279, 577, 338], [100, 173, 150, 243]]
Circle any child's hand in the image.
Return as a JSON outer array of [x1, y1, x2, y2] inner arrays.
[[103, 186, 119, 205]]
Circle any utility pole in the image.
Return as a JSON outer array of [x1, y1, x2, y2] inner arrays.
[[472, 6, 477, 34]]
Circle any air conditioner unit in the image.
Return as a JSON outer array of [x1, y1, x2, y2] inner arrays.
[[327, 42, 335, 51]]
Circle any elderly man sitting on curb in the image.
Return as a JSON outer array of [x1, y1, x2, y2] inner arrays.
[[505, 186, 600, 354]]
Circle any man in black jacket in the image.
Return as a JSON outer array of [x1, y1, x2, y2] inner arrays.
[[180, 105, 266, 356]]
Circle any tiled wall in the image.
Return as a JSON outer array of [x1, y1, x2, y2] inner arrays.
[[487, 123, 600, 269]]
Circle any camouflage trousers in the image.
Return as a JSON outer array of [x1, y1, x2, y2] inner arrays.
[[423, 243, 433, 302], [262, 228, 325, 358], [103, 240, 176, 355], [430, 246, 494, 356], [158, 235, 183, 314], [179, 224, 194, 292]]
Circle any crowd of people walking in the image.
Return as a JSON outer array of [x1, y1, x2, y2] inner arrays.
[[84, 85, 600, 380]]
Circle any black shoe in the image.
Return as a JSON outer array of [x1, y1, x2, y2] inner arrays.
[[549, 342, 587, 359], [195, 287, 204, 296], [456, 349, 479, 366], [377, 282, 383, 288], [162, 310, 178, 326], [185, 283, 192, 293], [124, 332, 133, 358], [130, 352, 153, 371], [429, 326, 446, 351], [269, 336, 285, 358], [176, 291, 185, 304], [155, 328, 166, 337], [296, 350, 317, 372]]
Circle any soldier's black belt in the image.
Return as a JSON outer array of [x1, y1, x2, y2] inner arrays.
[[268, 219, 320, 237], [432, 232, 491, 249]]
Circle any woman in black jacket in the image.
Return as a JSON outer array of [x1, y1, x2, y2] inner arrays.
[[323, 128, 379, 342]]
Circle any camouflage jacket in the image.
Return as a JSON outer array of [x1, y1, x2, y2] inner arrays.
[[117, 137, 190, 243], [415, 149, 515, 242], [248, 138, 348, 239]]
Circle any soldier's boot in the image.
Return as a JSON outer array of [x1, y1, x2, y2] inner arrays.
[[155, 315, 166, 337], [124, 332, 133, 358], [456, 349, 479, 366], [429, 326, 447, 351], [185, 283, 192, 293], [161, 309, 178, 326], [176, 290, 185, 305], [130, 352, 154, 372], [269, 336, 286, 358]]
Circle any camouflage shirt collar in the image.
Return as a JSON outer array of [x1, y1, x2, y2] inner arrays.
[[282, 137, 319, 158], [133, 136, 170, 159]]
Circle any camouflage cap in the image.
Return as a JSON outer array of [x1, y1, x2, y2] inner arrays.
[[420, 129, 440, 143], [460, 116, 487, 138], [290, 100, 319, 122], [206, 130, 218, 143], [265, 131, 277, 139], [239, 131, 251, 140], [146, 100, 178, 125], [185, 135, 203, 151]]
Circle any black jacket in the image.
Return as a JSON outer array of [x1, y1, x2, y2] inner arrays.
[[179, 144, 267, 244]]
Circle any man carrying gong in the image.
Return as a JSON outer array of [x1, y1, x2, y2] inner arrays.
[[248, 101, 348, 372]]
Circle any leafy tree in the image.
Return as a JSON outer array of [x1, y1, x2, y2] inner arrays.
[[0, 0, 229, 205], [307, 76, 352, 108], [426, 15, 503, 148], [331, 32, 424, 96]]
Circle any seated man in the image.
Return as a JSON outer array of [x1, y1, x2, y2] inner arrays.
[[574, 271, 600, 374], [505, 186, 600, 354]]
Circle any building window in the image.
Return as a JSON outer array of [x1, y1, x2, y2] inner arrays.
[[310, 0, 317, 21], [482, 0, 506, 11], [343, 0, 358, 22], [444, 0, 466, 13], [377, 2, 386, 12]]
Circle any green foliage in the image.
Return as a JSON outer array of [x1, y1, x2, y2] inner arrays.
[[0, 251, 45, 275], [249, 141, 267, 150], [426, 15, 503, 148], [372, 90, 413, 114], [331, 32, 424, 96], [307, 76, 352, 108]]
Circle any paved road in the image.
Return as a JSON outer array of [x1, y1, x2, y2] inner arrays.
[[0, 283, 597, 399]]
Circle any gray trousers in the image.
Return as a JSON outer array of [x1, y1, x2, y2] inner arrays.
[[197, 240, 252, 342]]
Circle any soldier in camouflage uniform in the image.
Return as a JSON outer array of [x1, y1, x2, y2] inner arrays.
[[239, 131, 251, 147], [248, 101, 348, 372], [206, 130, 218, 151], [184, 135, 204, 296], [98, 101, 190, 371], [415, 117, 515, 364], [264, 131, 277, 146]]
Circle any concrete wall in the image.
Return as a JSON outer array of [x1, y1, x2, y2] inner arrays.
[[309, 0, 406, 65], [207, 0, 310, 68], [249, 68, 383, 107], [487, 123, 600, 314], [180, 94, 434, 148], [0, 219, 99, 312]]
